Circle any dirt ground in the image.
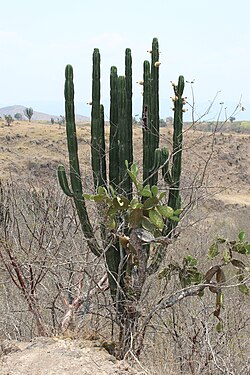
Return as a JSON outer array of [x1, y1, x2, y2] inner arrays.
[[0, 337, 145, 375]]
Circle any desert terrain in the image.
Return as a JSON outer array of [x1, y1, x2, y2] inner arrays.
[[0, 120, 249, 375]]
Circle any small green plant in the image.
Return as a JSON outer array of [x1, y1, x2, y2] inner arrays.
[[4, 114, 14, 126], [158, 230, 250, 334], [14, 112, 23, 121], [24, 107, 34, 122]]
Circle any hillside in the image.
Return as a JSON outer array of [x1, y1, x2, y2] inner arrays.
[[0, 121, 249, 374], [0, 105, 89, 123]]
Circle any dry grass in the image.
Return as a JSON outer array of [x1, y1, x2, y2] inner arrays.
[[0, 120, 249, 374]]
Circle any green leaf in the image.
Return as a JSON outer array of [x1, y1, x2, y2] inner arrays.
[[215, 321, 223, 333], [107, 206, 119, 217], [116, 195, 130, 209], [216, 290, 224, 308], [141, 185, 152, 197], [157, 205, 174, 218], [97, 186, 108, 196], [131, 163, 139, 177], [143, 197, 159, 209], [158, 192, 166, 201], [128, 208, 143, 227], [151, 185, 158, 197], [184, 255, 198, 267], [130, 199, 143, 209], [93, 194, 106, 203], [169, 215, 180, 222], [223, 248, 231, 264], [109, 185, 116, 198], [208, 243, 219, 259], [173, 208, 183, 216], [137, 181, 143, 194], [127, 170, 138, 185], [107, 217, 116, 230], [125, 160, 129, 168], [83, 193, 92, 200], [142, 217, 156, 233], [238, 284, 249, 295], [190, 270, 203, 284], [238, 231, 246, 242], [149, 209, 164, 230], [245, 244, 250, 254]]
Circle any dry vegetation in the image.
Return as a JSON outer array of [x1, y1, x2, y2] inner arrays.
[[0, 120, 249, 374]]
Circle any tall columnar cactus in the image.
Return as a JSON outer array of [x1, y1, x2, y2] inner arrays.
[[125, 48, 133, 171], [142, 60, 151, 184], [150, 37, 160, 155], [166, 75, 185, 234], [58, 39, 185, 344], [142, 38, 160, 187], [57, 65, 100, 257], [91, 48, 106, 188], [109, 66, 119, 188], [117, 75, 133, 197]]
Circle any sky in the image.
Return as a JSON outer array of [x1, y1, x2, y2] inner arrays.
[[0, 0, 250, 121]]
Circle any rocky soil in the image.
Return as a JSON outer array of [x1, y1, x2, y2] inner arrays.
[[0, 337, 144, 375]]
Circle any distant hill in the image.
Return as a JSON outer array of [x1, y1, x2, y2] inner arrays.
[[0, 105, 89, 123]]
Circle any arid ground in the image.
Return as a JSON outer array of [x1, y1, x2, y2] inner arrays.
[[0, 120, 249, 375]]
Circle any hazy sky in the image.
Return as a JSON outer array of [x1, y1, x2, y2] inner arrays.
[[0, 0, 249, 121]]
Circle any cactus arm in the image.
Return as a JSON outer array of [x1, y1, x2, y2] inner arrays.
[[167, 75, 185, 233], [109, 66, 119, 188], [142, 60, 151, 184], [117, 75, 132, 197], [143, 38, 160, 187], [149, 37, 160, 186], [91, 48, 106, 189], [100, 103, 107, 184], [168, 75, 184, 206], [59, 64, 101, 257], [125, 48, 133, 171], [161, 147, 172, 185], [148, 76, 185, 272], [57, 165, 74, 197]]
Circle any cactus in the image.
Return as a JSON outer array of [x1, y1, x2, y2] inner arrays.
[[142, 38, 160, 187], [58, 65, 101, 257], [91, 48, 106, 188], [117, 75, 132, 197], [166, 76, 185, 234], [125, 48, 133, 172], [109, 66, 119, 188], [58, 39, 185, 345], [23, 107, 33, 122]]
